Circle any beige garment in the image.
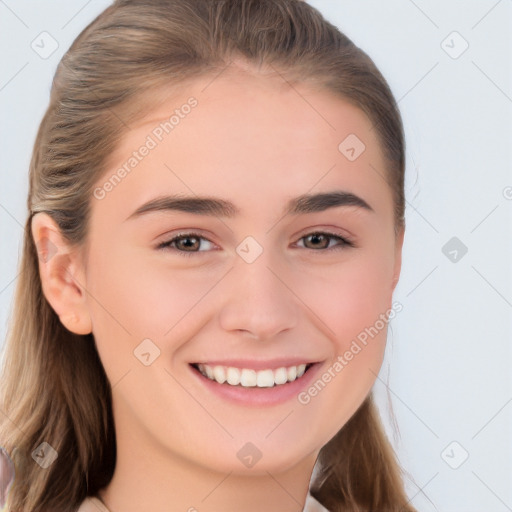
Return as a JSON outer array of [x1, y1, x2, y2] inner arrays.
[[76, 493, 329, 511], [76, 496, 110, 512]]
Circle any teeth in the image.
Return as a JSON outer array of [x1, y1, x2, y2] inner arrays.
[[256, 369, 274, 388], [196, 363, 311, 388], [205, 365, 214, 380], [240, 369, 257, 387], [274, 367, 288, 385], [213, 365, 226, 384], [226, 366, 241, 385]]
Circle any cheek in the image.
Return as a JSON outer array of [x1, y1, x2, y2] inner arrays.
[[85, 245, 218, 365], [298, 249, 395, 349], [294, 252, 395, 433]]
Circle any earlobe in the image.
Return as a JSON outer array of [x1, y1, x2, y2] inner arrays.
[[31, 212, 92, 335]]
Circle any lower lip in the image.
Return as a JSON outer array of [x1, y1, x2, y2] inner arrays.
[[189, 363, 322, 406]]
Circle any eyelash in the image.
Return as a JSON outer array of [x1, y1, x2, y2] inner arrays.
[[156, 230, 355, 257]]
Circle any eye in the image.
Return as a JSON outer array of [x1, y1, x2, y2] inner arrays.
[[295, 231, 354, 251], [156, 230, 354, 257], [157, 232, 216, 256]]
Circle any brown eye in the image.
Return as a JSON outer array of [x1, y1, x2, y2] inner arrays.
[[297, 232, 353, 251], [174, 235, 200, 251], [157, 233, 215, 255], [303, 233, 330, 249]]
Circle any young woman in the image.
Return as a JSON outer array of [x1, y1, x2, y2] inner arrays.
[[0, 1, 415, 510]]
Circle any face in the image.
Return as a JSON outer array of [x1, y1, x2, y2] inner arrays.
[[81, 64, 403, 475]]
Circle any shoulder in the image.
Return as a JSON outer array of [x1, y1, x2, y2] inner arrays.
[[76, 493, 328, 512], [76, 496, 110, 512]]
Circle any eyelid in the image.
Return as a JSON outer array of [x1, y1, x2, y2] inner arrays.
[[159, 229, 215, 241], [292, 230, 355, 250], [155, 229, 214, 244], [292, 225, 356, 247]]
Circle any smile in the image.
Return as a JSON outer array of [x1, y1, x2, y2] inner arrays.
[[193, 363, 312, 388]]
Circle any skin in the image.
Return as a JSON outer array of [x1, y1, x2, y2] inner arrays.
[[32, 60, 404, 512]]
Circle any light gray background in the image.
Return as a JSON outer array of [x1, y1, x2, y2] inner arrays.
[[1, 1, 511, 510]]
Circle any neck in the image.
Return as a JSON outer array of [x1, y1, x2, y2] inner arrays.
[[98, 412, 319, 512]]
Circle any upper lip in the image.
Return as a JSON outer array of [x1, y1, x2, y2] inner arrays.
[[191, 358, 320, 371]]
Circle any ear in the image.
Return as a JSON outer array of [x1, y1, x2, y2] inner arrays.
[[391, 224, 405, 291], [31, 212, 92, 335]]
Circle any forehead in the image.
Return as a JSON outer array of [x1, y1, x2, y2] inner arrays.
[[113, 63, 383, 159], [93, 67, 391, 224]]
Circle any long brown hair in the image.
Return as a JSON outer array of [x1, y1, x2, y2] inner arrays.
[[0, 1, 414, 510]]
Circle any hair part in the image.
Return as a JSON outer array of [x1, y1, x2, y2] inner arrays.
[[0, 1, 411, 510]]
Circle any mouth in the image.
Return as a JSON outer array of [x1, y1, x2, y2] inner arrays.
[[190, 362, 315, 388]]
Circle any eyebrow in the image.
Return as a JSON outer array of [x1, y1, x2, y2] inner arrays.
[[125, 190, 374, 221]]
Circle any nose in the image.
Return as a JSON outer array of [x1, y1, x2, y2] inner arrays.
[[217, 249, 299, 341]]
